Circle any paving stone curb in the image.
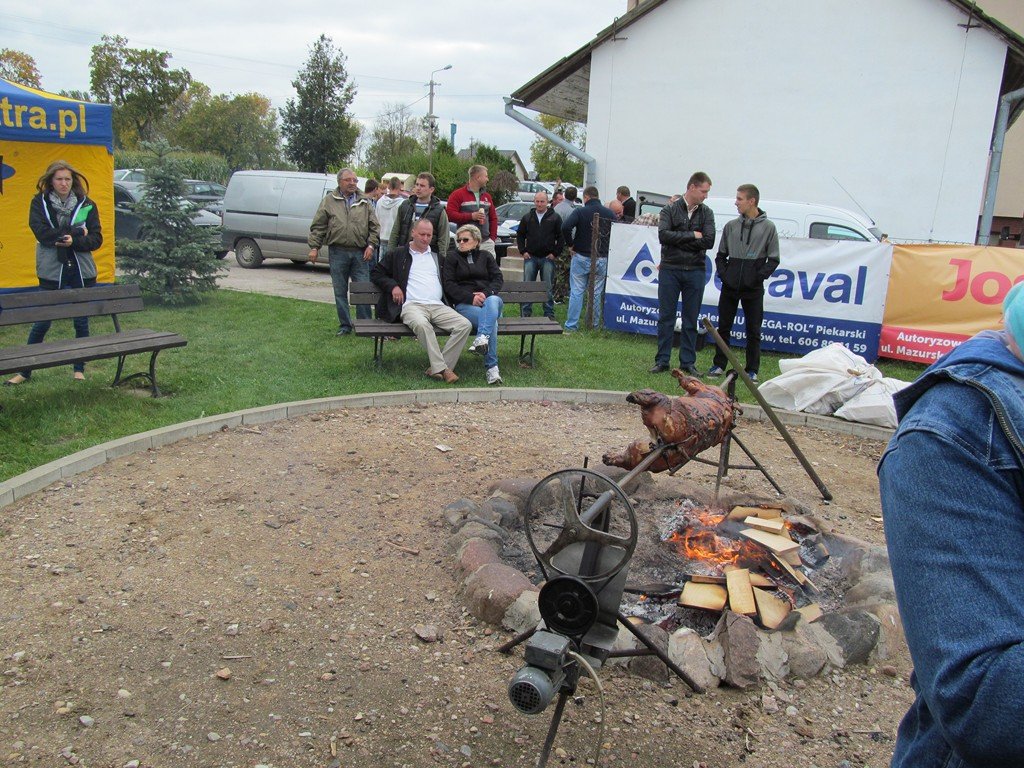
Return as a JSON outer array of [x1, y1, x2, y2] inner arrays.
[[0, 389, 893, 509]]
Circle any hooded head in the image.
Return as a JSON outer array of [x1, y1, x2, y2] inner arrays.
[[1004, 283, 1024, 360]]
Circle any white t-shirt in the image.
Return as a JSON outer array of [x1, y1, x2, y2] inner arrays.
[[405, 248, 444, 305]]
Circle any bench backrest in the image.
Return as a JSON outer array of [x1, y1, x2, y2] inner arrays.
[[350, 281, 547, 306], [0, 284, 145, 327]]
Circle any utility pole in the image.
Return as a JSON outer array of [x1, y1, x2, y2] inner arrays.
[[428, 64, 452, 176]]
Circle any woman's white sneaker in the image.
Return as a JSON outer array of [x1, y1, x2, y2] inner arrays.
[[486, 366, 502, 385], [470, 334, 489, 355]]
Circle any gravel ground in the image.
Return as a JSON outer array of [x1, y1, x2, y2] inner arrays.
[[0, 399, 913, 767]]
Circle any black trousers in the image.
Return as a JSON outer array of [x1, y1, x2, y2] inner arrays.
[[713, 288, 764, 374]]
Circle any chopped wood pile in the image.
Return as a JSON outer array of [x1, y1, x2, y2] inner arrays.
[[676, 504, 827, 630]]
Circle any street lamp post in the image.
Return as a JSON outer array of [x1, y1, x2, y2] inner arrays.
[[428, 64, 452, 176]]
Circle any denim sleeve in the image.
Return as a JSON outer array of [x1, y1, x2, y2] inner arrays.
[[879, 421, 1024, 764]]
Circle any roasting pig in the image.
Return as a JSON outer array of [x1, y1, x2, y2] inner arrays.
[[602, 369, 737, 472]]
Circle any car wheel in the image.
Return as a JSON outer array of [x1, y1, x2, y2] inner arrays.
[[235, 238, 263, 269]]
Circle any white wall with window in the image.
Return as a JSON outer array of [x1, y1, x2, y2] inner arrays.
[[583, 0, 1007, 243]]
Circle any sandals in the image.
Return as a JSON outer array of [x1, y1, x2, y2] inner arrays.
[[4, 374, 28, 386]]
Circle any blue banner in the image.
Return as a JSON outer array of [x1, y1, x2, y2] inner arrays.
[[0, 79, 113, 151], [603, 223, 893, 361]]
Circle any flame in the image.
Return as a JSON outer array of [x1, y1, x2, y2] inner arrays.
[[665, 507, 773, 570]]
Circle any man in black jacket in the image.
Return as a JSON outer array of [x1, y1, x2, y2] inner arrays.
[[651, 171, 715, 375], [372, 219, 471, 384], [516, 190, 562, 318]]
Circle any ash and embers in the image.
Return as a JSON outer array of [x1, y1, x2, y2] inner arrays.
[[621, 496, 851, 632]]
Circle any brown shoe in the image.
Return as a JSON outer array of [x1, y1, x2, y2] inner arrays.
[[425, 368, 458, 384]]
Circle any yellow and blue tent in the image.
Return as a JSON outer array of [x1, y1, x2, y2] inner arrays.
[[0, 78, 114, 290]]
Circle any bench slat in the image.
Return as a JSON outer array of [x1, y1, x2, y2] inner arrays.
[[0, 329, 186, 375], [352, 320, 562, 338], [0, 285, 145, 326]]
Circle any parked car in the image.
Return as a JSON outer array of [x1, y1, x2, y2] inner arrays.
[[516, 180, 554, 202], [113, 181, 226, 257], [182, 180, 227, 215], [114, 168, 146, 182], [220, 170, 367, 268], [495, 201, 533, 243]]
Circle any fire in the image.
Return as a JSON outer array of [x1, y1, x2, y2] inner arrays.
[[664, 507, 772, 570]]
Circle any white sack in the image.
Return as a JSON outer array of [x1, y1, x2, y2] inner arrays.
[[834, 377, 910, 428], [759, 343, 881, 415]]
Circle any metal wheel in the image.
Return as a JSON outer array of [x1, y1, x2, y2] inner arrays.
[[523, 468, 638, 581], [235, 238, 263, 269]]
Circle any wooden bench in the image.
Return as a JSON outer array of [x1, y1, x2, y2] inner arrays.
[[350, 281, 562, 367], [0, 284, 187, 396]]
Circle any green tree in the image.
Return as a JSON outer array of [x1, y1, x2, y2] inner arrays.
[[280, 34, 358, 173], [58, 89, 92, 102], [172, 91, 283, 169], [89, 35, 191, 148], [470, 143, 518, 205], [117, 139, 225, 304], [0, 48, 42, 88], [365, 103, 422, 177], [529, 114, 585, 185]]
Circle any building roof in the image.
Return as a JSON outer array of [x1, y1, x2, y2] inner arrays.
[[510, 0, 1024, 123]]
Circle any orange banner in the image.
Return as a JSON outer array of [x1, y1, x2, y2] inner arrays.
[[880, 244, 1023, 363]]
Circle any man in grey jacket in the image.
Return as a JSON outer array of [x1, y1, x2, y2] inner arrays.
[[708, 184, 780, 382], [308, 168, 381, 335]]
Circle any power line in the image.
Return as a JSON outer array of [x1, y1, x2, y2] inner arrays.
[[0, 11, 425, 85]]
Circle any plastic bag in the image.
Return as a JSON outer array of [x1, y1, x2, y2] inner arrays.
[[759, 343, 881, 415]]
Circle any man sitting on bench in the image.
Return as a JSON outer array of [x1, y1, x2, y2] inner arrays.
[[370, 219, 472, 384]]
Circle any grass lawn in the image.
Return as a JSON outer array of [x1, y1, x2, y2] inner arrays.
[[0, 289, 926, 481]]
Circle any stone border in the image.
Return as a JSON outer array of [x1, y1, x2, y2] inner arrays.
[[0, 388, 893, 509]]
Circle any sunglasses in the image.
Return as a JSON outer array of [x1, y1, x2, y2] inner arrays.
[[456, 237, 474, 243]]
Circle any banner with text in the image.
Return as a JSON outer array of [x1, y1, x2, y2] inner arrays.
[[603, 224, 893, 361], [880, 244, 1023, 363]]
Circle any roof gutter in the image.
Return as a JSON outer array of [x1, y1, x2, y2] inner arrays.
[[503, 98, 597, 186], [978, 85, 1024, 245]]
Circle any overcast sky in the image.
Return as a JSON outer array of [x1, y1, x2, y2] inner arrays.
[[2, 2, 629, 171]]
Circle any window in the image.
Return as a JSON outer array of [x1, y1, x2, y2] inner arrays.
[[113, 186, 135, 206], [809, 222, 868, 242]]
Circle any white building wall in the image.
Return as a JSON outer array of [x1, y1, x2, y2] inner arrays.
[[585, 0, 1007, 242]]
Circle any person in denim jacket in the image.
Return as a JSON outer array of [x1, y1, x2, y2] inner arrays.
[[878, 284, 1024, 767]]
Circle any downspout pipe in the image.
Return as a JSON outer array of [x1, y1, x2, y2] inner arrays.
[[503, 98, 597, 186], [978, 86, 1024, 245]]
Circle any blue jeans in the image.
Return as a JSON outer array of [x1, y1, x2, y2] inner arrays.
[[21, 266, 92, 378], [455, 295, 504, 368], [522, 256, 555, 318], [655, 267, 705, 368], [566, 254, 607, 330], [328, 246, 371, 330]]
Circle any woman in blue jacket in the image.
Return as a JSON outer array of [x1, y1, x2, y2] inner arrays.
[[878, 284, 1024, 767], [6, 160, 102, 385]]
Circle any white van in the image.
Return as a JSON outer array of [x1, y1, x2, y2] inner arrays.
[[636, 191, 884, 242], [221, 170, 368, 268]]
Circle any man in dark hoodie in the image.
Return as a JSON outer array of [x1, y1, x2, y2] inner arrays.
[[877, 284, 1024, 768], [707, 184, 780, 382]]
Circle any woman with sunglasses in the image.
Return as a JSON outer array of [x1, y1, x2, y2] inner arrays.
[[442, 224, 504, 385], [6, 160, 103, 386]]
